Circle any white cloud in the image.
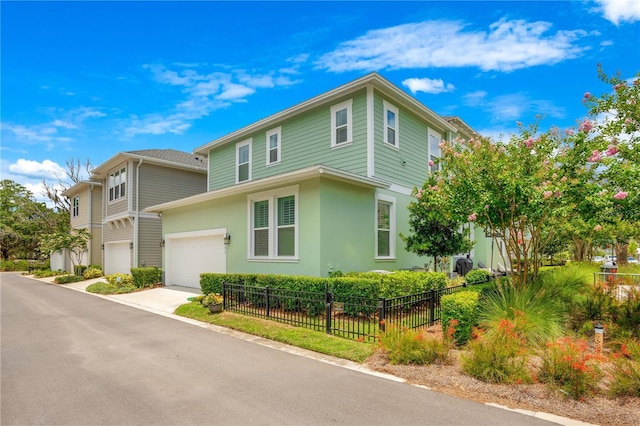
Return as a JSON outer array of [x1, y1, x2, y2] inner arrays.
[[317, 19, 590, 73], [8, 159, 66, 180], [593, 0, 640, 25], [402, 77, 455, 94], [464, 91, 565, 122], [125, 65, 301, 137]]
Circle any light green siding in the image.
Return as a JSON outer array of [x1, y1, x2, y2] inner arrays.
[[208, 90, 369, 191]]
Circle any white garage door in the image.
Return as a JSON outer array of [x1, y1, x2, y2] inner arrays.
[[104, 241, 131, 275], [166, 233, 226, 289]]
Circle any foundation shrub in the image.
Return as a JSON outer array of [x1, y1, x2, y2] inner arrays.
[[83, 268, 104, 280], [465, 269, 492, 285], [131, 267, 162, 288], [105, 273, 134, 288], [54, 274, 85, 284]]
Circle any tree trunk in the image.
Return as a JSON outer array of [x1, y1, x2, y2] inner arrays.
[[615, 243, 629, 266]]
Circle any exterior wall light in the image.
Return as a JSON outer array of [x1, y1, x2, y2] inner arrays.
[[223, 232, 231, 245]]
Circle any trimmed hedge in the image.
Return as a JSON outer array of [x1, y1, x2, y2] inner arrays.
[[105, 273, 134, 287], [441, 291, 480, 345], [83, 268, 104, 279], [465, 269, 492, 285], [0, 259, 30, 271], [54, 274, 85, 284], [131, 267, 162, 288], [343, 271, 447, 298]]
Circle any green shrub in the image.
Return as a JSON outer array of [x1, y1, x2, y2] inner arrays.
[[461, 319, 532, 384], [0, 259, 30, 271], [614, 288, 640, 339], [54, 274, 85, 284], [538, 337, 603, 400], [343, 271, 447, 298], [105, 273, 134, 287], [465, 269, 492, 285], [378, 325, 451, 365], [86, 281, 137, 294], [88, 264, 102, 271], [609, 338, 640, 397], [568, 284, 617, 333], [441, 291, 479, 345], [83, 268, 104, 279], [73, 265, 87, 277], [330, 277, 380, 316], [34, 269, 64, 278], [201, 273, 255, 294], [131, 267, 162, 288]]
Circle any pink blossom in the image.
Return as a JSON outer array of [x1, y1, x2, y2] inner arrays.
[[614, 191, 628, 200], [554, 191, 562, 198], [524, 138, 534, 149], [561, 176, 567, 182], [614, 83, 624, 91], [484, 204, 489, 210], [605, 145, 619, 156], [428, 160, 434, 167], [543, 191, 553, 200], [416, 189, 424, 199], [467, 212, 477, 222], [594, 225, 602, 232], [583, 92, 591, 100], [579, 119, 593, 133], [587, 150, 602, 162], [625, 118, 632, 125], [430, 185, 439, 191], [564, 129, 574, 136]]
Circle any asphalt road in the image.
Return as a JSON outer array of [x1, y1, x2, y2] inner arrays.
[[1, 273, 556, 425]]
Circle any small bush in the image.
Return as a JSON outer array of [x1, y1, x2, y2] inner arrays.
[[538, 337, 604, 400], [105, 273, 134, 287], [0, 259, 30, 271], [465, 269, 492, 285], [34, 269, 64, 278], [614, 288, 640, 339], [378, 325, 452, 365], [608, 338, 640, 397], [83, 268, 104, 279], [131, 267, 162, 288], [441, 291, 479, 345], [86, 281, 137, 294], [88, 264, 102, 271], [461, 320, 532, 384], [73, 265, 87, 277], [54, 274, 85, 284]]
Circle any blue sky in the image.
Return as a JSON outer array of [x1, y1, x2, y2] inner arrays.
[[2, 1, 639, 204]]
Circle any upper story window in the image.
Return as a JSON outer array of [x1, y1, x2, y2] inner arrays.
[[428, 130, 442, 173], [108, 167, 126, 202], [375, 194, 396, 259], [72, 196, 79, 217], [266, 127, 281, 166], [330, 99, 353, 148], [236, 139, 252, 183], [248, 185, 298, 260], [383, 101, 399, 148]]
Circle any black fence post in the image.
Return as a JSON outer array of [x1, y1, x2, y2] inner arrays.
[[325, 285, 332, 335], [265, 286, 270, 317], [378, 298, 386, 333], [429, 289, 435, 326], [223, 282, 227, 310]]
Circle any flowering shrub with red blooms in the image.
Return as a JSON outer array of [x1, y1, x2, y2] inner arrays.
[[608, 339, 640, 397], [538, 337, 604, 400], [461, 319, 532, 384], [377, 324, 453, 366]]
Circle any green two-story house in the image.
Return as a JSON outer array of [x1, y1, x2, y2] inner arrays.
[[146, 73, 495, 288]]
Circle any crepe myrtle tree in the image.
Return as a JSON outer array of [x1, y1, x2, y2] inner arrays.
[[423, 122, 572, 285], [39, 228, 91, 271], [580, 66, 639, 264], [402, 183, 473, 272]]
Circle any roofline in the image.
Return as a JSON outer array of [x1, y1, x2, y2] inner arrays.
[[443, 116, 482, 140], [193, 73, 457, 155], [144, 165, 389, 213], [61, 180, 103, 197], [91, 152, 207, 177]]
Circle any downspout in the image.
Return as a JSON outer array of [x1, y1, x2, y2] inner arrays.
[[88, 184, 93, 265], [135, 159, 143, 268]]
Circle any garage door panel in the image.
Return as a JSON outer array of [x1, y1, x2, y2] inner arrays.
[[166, 234, 226, 288], [104, 242, 131, 275]]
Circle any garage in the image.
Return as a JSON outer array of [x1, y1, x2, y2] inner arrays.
[[165, 230, 226, 289], [104, 241, 131, 275]]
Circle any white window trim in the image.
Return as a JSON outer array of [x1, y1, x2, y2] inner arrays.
[[107, 166, 127, 203], [265, 126, 281, 166], [247, 185, 299, 261], [236, 139, 252, 184], [383, 100, 399, 149], [428, 128, 442, 173], [72, 196, 79, 217], [330, 99, 353, 148], [375, 194, 396, 260]]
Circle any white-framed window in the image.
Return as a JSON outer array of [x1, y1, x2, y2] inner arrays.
[[108, 167, 126, 202], [383, 101, 399, 148], [236, 139, 252, 183], [375, 194, 396, 259], [72, 196, 79, 217], [428, 130, 442, 173], [266, 127, 281, 166], [330, 99, 353, 147], [248, 185, 298, 260]]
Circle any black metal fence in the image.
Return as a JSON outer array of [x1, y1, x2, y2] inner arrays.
[[222, 282, 466, 341]]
